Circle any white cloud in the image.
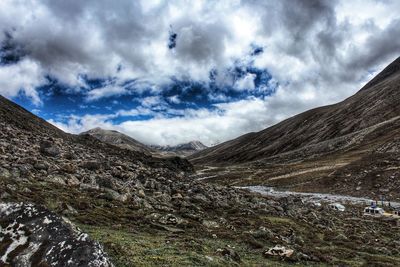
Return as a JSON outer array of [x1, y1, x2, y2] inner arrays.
[[168, 95, 181, 104], [0, 59, 45, 105], [48, 95, 306, 146], [3, 0, 400, 145], [85, 85, 127, 101], [48, 114, 116, 134], [235, 73, 256, 91]]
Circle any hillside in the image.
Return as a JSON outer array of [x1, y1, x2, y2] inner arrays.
[[190, 57, 400, 166], [189, 57, 400, 199]]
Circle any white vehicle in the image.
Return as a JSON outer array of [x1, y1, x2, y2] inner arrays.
[[364, 206, 385, 216], [329, 203, 345, 212]]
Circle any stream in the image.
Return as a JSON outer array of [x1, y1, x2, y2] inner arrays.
[[240, 186, 400, 208]]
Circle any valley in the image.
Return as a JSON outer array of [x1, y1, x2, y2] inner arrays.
[[2, 58, 400, 266], [1, 1, 400, 266]]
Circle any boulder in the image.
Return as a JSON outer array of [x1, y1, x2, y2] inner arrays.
[[264, 245, 294, 258], [34, 161, 49, 170], [40, 141, 60, 157], [66, 175, 81, 186], [0, 202, 113, 266], [102, 188, 121, 201]]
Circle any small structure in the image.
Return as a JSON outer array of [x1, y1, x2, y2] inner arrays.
[[329, 203, 345, 211]]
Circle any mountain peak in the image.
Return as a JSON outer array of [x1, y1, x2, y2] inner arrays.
[[81, 127, 154, 155], [187, 140, 208, 150]]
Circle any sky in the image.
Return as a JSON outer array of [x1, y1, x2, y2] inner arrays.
[[0, 0, 400, 146]]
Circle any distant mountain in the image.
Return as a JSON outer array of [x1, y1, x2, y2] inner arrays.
[[81, 128, 207, 157], [81, 127, 155, 155], [151, 141, 208, 157]]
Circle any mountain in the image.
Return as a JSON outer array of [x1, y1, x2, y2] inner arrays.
[[82, 127, 155, 155], [151, 140, 208, 157], [190, 57, 400, 198], [191, 56, 400, 165], [82, 128, 207, 157]]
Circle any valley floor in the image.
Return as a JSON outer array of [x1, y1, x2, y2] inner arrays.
[[2, 174, 400, 266], [192, 148, 400, 203]]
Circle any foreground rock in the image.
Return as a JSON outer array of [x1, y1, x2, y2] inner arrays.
[[0, 202, 113, 267]]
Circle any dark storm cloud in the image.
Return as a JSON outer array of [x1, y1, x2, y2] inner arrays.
[[173, 19, 230, 66], [4, 0, 170, 83], [0, 31, 26, 65], [346, 19, 400, 71], [244, 0, 397, 96], [247, 0, 340, 57]]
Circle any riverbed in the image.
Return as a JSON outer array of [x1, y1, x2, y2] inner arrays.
[[240, 186, 400, 208]]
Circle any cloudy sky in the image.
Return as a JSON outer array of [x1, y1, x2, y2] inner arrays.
[[1, 0, 399, 146]]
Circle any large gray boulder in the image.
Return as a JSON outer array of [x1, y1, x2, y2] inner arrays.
[[0, 202, 113, 266]]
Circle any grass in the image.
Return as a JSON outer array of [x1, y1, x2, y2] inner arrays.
[[79, 224, 326, 267]]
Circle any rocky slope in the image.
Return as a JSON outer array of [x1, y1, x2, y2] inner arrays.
[[151, 141, 208, 157], [82, 127, 155, 155], [190, 56, 400, 166], [2, 94, 400, 265]]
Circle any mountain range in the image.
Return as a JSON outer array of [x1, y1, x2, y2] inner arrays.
[[150, 141, 208, 157], [82, 127, 207, 157]]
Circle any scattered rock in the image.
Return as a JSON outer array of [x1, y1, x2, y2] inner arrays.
[[159, 214, 186, 225], [217, 247, 241, 262], [202, 220, 220, 228], [61, 203, 78, 215], [102, 188, 122, 201], [82, 161, 102, 171], [0, 167, 11, 178], [66, 175, 81, 186], [34, 161, 49, 170], [62, 163, 77, 174]]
